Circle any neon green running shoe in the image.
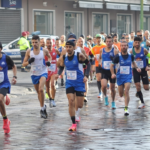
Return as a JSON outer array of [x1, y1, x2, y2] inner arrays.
[[124, 107, 129, 116]]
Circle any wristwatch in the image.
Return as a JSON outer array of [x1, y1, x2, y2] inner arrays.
[[13, 76, 17, 79]]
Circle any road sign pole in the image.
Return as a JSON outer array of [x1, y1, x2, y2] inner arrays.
[[140, 0, 144, 30]]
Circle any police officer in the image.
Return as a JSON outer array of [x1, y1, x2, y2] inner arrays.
[[17, 32, 30, 72]]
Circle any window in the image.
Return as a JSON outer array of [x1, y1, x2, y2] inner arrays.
[[143, 16, 150, 31], [65, 12, 82, 38], [34, 11, 53, 35], [92, 13, 108, 36], [117, 15, 131, 39], [9, 40, 19, 49]]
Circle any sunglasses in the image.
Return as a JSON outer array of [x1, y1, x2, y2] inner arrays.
[[125, 38, 129, 39], [137, 35, 142, 37]]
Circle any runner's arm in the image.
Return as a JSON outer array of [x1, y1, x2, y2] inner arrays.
[[110, 54, 119, 75], [98, 49, 103, 65], [81, 48, 88, 59], [144, 48, 149, 56], [22, 49, 30, 67], [44, 48, 52, 62], [57, 55, 65, 75]]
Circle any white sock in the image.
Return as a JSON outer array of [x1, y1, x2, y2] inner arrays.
[[41, 105, 46, 111]]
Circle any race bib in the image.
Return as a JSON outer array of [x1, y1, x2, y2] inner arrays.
[[48, 64, 56, 72], [136, 61, 144, 68], [31, 65, 42, 74], [103, 61, 112, 69], [96, 54, 100, 61], [67, 70, 77, 80], [0, 72, 4, 83], [120, 66, 130, 74]]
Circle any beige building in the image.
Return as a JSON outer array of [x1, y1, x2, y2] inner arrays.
[[1, 0, 150, 43]]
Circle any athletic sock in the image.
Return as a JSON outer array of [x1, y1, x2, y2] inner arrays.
[[137, 91, 144, 103], [41, 105, 46, 111], [71, 116, 76, 124], [125, 106, 128, 110], [97, 81, 101, 93], [3, 115, 7, 119]]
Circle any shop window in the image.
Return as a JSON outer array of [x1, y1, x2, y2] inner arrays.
[[65, 12, 82, 38], [143, 16, 150, 31], [34, 11, 53, 35], [92, 13, 108, 36]]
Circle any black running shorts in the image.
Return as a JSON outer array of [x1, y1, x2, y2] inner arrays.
[[0, 88, 9, 97], [66, 87, 84, 97]]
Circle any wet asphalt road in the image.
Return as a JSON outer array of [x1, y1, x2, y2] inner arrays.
[[0, 71, 150, 150]]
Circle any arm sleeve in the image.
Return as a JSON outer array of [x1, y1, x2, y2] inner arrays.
[[112, 54, 119, 64], [6, 55, 15, 70], [131, 54, 134, 62]]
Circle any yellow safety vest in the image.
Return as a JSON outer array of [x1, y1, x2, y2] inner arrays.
[[17, 37, 29, 51]]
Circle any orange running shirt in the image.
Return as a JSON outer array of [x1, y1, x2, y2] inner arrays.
[[91, 44, 106, 67], [114, 42, 121, 52]]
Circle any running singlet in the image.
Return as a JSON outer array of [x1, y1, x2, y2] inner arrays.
[[45, 48, 57, 73], [84, 46, 90, 56], [113, 42, 121, 52], [64, 51, 84, 88], [0, 54, 11, 93], [102, 48, 115, 70], [91, 44, 106, 67], [116, 53, 132, 80], [30, 47, 47, 76], [134, 47, 146, 69]]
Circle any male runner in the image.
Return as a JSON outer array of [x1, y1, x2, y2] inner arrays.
[[111, 41, 140, 116], [100, 36, 119, 108], [23, 35, 51, 119], [91, 34, 106, 98], [45, 38, 60, 107], [40, 38, 45, 48], [113, 34, 121, 52], [56, 40, 89, 131], [60, 35, 66, 48], [0, 42, 17, 134], [131, 37, 149, 109]]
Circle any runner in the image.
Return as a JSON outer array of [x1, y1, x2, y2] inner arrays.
[[77, 37, 91, 102], [23, 35, 52, 119], [0, 42, 17, 134], [113, 34, 121, 52], [56, 40, 89, 131], [91, 34, 106, 99], [45, 38, 60, 107], [100, 36, 119, 108], [110, 41, 141, 116], [55, 38, 64, 86], [60, 35, 66, 48], [131, 37, 149, 109], [40, 38, 45, 48]]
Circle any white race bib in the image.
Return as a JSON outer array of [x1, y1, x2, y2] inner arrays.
[[103, 61, 112, 69], [31, 65, 42, 73], [96, 54, 100, 61], [136, 61, 144, 68], [120, 66, 130, 74], [48, 64, 56, 72], [67, 70, 77, 80], [0, 72, 4, 83]]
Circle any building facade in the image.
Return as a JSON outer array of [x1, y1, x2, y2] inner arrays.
[[1, 0, 150, 43]]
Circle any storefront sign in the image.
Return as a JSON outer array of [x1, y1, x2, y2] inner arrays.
[[106, 3, 128, 10], [1, 0, 22, 8], [130, 5, 149, 11], [79, 1, 103, 9]]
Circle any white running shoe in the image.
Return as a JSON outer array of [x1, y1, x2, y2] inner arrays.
[[138, 103, 145, 109]]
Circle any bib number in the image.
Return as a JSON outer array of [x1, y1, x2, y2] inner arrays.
[[31, 65, 42, 74], [96, 54, 100, 61], [120, 66, 130, 74], [0, 72, 4, 83], [136, 61, 144, 69], [67, 70, 77, 80], [104, 61, 112, 69], [48, 64, 56, 72]]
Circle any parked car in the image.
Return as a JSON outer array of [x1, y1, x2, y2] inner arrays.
[[2, 35, 58, 66]]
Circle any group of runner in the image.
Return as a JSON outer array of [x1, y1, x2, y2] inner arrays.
[[1, 30, 150, 133]]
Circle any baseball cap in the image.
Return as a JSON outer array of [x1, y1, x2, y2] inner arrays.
[[22, 32, 27, 37], [66, 40, 75, 47], [95, 34, 102, 38], [80, 34, 85, 39], [26, 31, 30, 35], [68, 33, 77, 40]]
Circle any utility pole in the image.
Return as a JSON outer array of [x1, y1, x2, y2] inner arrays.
[[140, 0, 144, 30]]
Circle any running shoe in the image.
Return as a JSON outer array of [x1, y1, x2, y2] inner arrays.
[[5, 95, 10, 105], [111, 101, 116, 109], [107, 83, 110, 89], [68, 124, 77, 131], [138, 103, 145, 109], [97, 92, 102, 98], [45, 93, 49, 99], [49, 100, 56, 107], [55, 83, 59, 89], [75, 116, 80, 122], [124, 108, 129, 116], [40, 109, 47, 119], [84, 96, 88, 102], [3, 119, 11, 134], [104, 96, 109, 106]]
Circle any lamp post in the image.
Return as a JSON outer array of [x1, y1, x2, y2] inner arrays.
[[140, 0, 144, 30]]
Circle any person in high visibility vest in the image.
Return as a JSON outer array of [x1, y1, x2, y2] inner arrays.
[[17, 32, 29, 72], [26, 31, 32, 48]]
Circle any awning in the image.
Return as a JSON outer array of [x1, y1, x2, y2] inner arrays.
[[79, 1, 103, 9], [106, 3, 128, 10], [130, 5, 149, 11]]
